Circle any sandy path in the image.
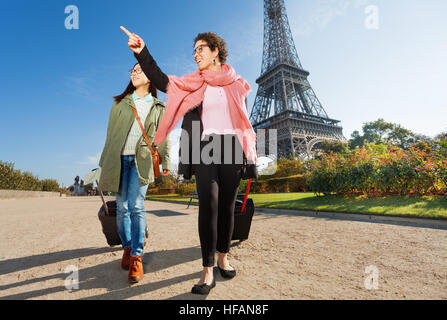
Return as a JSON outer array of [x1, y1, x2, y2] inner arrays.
[[0, 196, 446, 300]]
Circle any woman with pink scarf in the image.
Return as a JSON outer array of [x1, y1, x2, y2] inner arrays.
[[121, 26, 258, 295]]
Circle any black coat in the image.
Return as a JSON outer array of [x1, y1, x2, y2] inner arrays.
[[134, 46, 258, 180]]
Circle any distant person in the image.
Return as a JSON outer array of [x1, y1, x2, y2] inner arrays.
[[121, 26, 258, 294], [98, 62, 172, 283]]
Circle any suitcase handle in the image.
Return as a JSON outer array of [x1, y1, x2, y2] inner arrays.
[[241, 179, 252, 213], [96, 180, 110, 216]]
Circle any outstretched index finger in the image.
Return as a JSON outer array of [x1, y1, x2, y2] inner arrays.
[[120, 26, 132, 37]]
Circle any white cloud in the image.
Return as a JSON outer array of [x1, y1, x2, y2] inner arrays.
[[289, 0, 369, 35], [65, 76, 92, 98], [75, 153, 101, 166]]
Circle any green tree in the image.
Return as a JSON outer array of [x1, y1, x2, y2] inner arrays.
[[316, 140, 349, 156], [349, 118, 422, 150], [362, 119, 394, 145], [387, 124, 416, 149], [348, 130, 364, 150]]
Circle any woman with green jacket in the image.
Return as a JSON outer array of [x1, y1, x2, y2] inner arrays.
[[98, 63, 172, 283]]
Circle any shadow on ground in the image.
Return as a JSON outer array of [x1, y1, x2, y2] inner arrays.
[[0, 246, 206, 300], [0, 247, 119, 276], [146, 209, 188, 217]]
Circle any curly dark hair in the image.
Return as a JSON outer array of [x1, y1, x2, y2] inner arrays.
[[194, 32, 228, 64]]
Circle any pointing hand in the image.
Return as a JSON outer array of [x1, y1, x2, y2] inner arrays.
[[120, 26, 145, 54]]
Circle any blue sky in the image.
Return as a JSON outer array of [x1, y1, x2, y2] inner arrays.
[[0, 0, 446, 187]]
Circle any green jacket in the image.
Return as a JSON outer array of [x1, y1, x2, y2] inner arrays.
[[98, 94, 172, 192]]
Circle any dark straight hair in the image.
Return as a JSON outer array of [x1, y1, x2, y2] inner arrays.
[[113, 63, 157, 103]]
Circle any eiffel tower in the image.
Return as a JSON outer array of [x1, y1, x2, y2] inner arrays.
[[250, 0, 346, 160]]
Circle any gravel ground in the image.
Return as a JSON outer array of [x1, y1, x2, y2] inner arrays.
[[0, 196, 446, 300]]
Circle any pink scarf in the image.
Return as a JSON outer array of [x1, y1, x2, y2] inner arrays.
[[153, 64, 258, 164]]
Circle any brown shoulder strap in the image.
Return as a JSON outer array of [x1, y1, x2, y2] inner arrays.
[[131, 107, 156, 155]]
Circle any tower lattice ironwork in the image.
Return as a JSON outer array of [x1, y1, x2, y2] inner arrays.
[[251, 0, 346, 160]]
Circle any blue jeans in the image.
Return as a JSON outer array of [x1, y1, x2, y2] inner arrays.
[[116, 155, 149, 257]]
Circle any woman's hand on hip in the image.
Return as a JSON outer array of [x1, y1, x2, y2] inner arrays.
[[120, 26, 145, 54], [161, 169, 170, 176]]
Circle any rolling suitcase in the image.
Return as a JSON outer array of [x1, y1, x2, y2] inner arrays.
[[96, 181, 148, 247], [232, 179, 255, 241], [98, 199, 121, 246]]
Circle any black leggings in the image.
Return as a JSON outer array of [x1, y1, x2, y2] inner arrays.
[[193, 134, 243, 267]]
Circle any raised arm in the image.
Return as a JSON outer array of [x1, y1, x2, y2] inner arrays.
[[120, 26, 169, 93], [134, 46, 169, 93]]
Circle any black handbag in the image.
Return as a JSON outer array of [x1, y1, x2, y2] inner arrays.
[[241, 152, 259, 180]]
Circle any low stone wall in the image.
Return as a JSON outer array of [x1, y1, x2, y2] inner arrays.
[[0, 190, 62, 199]]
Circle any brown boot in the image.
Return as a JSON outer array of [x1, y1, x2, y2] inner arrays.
[[121, 248, 132, 270], [128, 255, 144, 283]]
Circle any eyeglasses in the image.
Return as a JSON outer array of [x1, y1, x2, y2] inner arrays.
[[129, 68, 143, 76], [193, 44, 209, 56]]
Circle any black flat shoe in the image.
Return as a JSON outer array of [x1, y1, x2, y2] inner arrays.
[[191, 279, 216, 295], [217, 263, 236, 279]]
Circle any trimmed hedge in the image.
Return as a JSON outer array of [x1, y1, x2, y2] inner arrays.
[[0, 161, 60, 192], [240, 174, 307, 194], [175, 182, 197, 196]]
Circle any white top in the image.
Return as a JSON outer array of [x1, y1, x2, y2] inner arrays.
[[122, 92, 154, 155]]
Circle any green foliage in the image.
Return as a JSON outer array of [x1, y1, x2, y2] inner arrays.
[[262, 158, 304, 179], [306, 141, 445, 196], [240, 174, 307, 194], [349, 118, 421, 150], [316, 140, 350, 156], [147, 173, 179, 195], [175, 182, 197, 196], [241, 128, 446, 197], [434, 159, 447, 187], [154, 174, 177, 189], [0, 161, 16, 189], [0, 161, 60, 191], [434, 134, 447, 160]]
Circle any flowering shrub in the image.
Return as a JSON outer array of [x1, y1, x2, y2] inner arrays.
[[307, 143, 446, 196]]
